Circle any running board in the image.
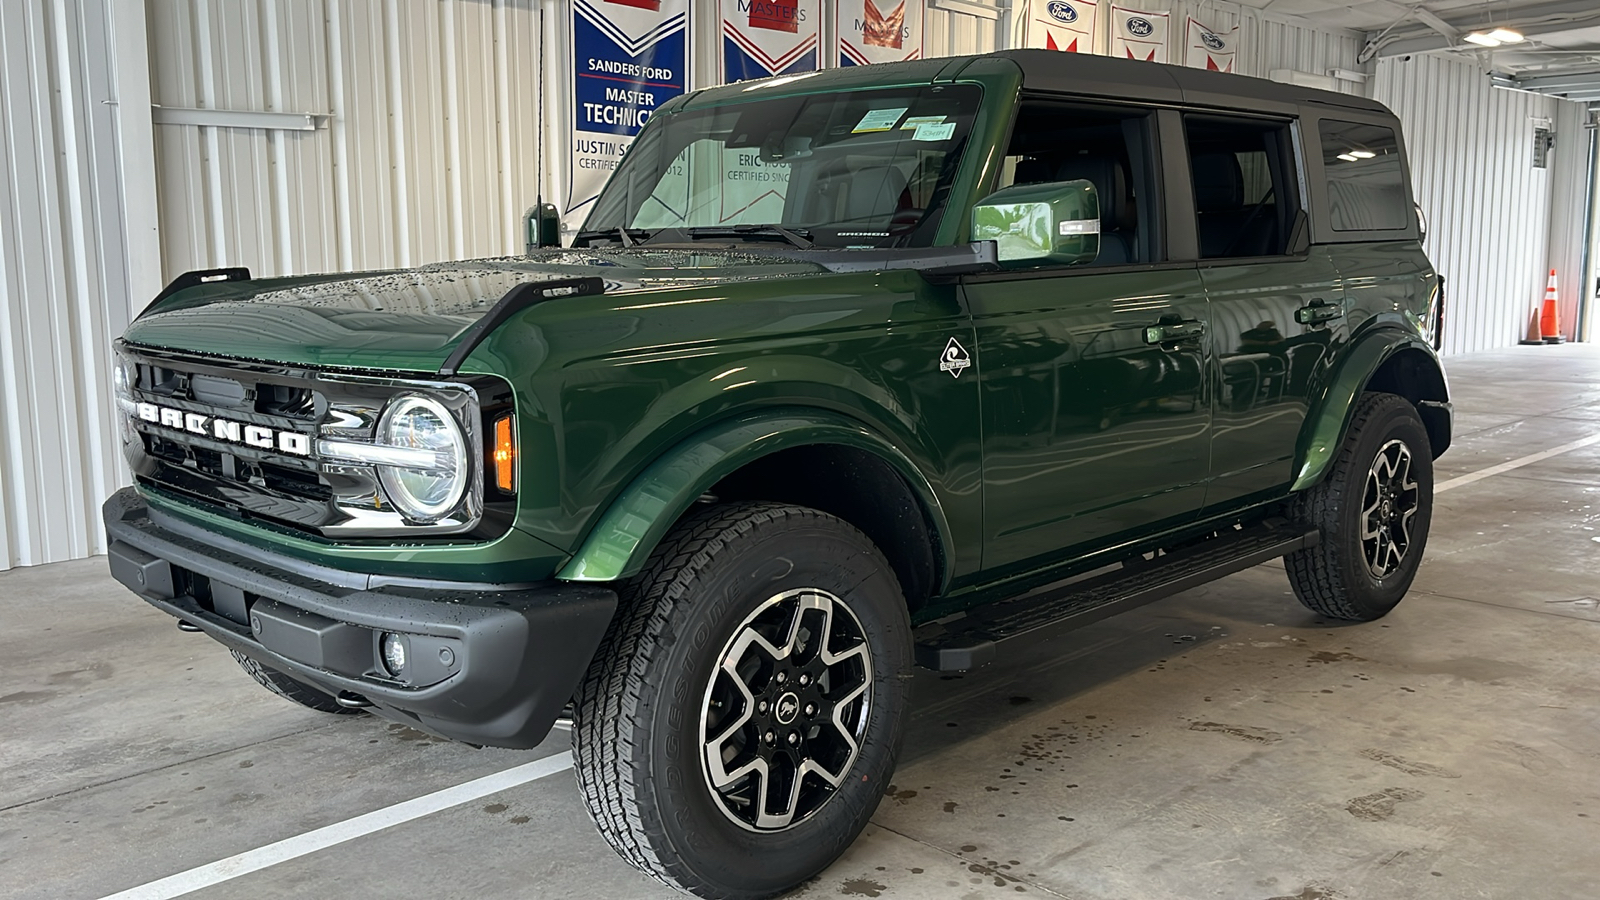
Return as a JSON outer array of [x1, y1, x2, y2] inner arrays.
[[913, 521, 1320, 671]]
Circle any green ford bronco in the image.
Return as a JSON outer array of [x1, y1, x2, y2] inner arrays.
[[106, 50, 1449, 898]]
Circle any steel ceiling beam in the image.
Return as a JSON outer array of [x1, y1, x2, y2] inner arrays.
[[1370, 0, 1600, 59], [1514, 70, 1600, 90]]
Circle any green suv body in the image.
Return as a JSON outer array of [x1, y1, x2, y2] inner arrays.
[[105, 50, 1449, 898]]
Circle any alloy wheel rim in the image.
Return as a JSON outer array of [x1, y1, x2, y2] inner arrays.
[[1360, 438, 1420, 579], [698, 587, 873, 833]]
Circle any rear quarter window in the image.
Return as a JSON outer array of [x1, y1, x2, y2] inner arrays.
[[1318, 120, 1408, 232]]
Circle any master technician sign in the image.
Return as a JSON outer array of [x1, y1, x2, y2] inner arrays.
[[569, 0, 689, 219]]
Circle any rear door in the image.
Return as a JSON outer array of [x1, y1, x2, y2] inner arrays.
[[1181, 113, 1347, 510], [963, 100, 1211, 578]]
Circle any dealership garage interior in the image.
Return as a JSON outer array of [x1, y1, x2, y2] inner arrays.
[[5, 0, 1600, 898]]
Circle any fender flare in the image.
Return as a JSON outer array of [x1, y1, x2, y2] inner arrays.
[[1291, 330, 1445, 492], [555, 408, 954, 585]]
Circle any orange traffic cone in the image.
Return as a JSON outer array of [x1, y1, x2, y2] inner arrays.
[[1540, 269, 1566, 344]]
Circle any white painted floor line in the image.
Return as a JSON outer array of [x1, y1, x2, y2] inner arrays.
[[1435, 432, 1600, 494], [97, 751, 575, 900]]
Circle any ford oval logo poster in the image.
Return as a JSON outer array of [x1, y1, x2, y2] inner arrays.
[[1201, 31, 1225, 50], [1125, 16, 1153, 36], [1046, 1, 1077, 24], [1110, 5, 1167, 62]]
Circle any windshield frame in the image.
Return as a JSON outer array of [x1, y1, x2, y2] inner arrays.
[[578, 80, 998, 251]]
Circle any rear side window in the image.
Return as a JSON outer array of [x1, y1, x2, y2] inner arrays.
[[1184, 115, 1300, 260], [1319, 120, 1408, 231]]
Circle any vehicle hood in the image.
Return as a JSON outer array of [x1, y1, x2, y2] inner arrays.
[[121, 248, 832, 371]]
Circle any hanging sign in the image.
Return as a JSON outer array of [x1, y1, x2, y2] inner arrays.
[[568, 0, 689, 218], [1026, 0, 1097, 54], [721, 0, 821, 81], [1110, 5, 1169, 62], [1184, 17, 1237, 72], [838, 0, 922, 67]]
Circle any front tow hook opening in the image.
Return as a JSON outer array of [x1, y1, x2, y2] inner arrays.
[[176, 620, 202, 633], [336, 690, 374, 709]]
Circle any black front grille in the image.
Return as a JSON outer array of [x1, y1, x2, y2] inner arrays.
[[122, 348, 349, 533]]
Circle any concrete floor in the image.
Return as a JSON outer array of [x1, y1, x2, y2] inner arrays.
[[3, 344, 1599, 900]]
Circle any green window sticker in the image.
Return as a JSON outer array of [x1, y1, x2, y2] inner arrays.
[[852, 107, 909, 133]]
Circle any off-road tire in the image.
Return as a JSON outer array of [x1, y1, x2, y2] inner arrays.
[[1285, 391, 1434, 620], [230, 650, 362, 715], [572, 502, 911, 900]]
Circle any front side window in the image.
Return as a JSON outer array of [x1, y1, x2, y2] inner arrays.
[[1319, 120, 1408, 231], [581, 85, 982, 249]]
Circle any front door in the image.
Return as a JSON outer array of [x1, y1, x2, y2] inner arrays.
[[966, 269, 1211, 575], [962, 100, 1211, 578]]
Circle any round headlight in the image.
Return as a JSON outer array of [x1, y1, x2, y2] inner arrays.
[[376, 395, 468, 522]]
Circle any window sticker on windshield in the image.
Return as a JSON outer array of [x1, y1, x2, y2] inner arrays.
[[852, 108, 909, 133], [912, 122, 957, 142], [898, 115, 946, 130]]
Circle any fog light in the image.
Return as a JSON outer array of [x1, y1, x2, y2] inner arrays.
[[380, 633, 407, 677]]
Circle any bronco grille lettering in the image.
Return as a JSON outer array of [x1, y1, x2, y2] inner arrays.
[[134, 401, 312, 456]]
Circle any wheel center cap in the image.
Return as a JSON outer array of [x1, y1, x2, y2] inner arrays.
[[774, 691, 800, 725]]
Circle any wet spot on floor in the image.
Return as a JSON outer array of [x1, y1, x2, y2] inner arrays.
[[942, 800, 959, 813], [1346, 787, 1424, 821], [1359, 748, 1460, 778], [0, 690, 58, 705], [237, 760, 253, 768], [1308, 651, 1366, 664], [483, 803, 508, 814], [509, 815, 529, 824], [960, 844, 978, 852], [1264, 885, 1343, 900], [1408, 656, 1533, 683], [888, 789, 917, 804], [1188, 721, 1284, 743], [386, 725, 436, 742], [839, 877, 886, 897]]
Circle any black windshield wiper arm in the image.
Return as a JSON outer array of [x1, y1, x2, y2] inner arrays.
[[573, 227, 652, 248], [684, 225, 814, 250]]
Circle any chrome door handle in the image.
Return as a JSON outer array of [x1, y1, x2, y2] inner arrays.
[[1296, 300, 1344, 325], [1143, 320, 1205, 344]]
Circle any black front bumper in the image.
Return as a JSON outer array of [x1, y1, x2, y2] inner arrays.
[[103, 488, 616, 749]]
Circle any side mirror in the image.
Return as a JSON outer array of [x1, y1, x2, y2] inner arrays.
[[524, 203, 562, 252], [971, 179, 1100, 267]]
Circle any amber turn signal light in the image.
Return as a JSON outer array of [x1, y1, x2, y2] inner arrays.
[[493, 414, 516, 492]]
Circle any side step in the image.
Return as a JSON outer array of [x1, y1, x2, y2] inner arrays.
[[913, 521, 1320, 671]]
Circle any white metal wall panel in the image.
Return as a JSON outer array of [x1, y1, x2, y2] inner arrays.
[[1374, 54, 1587, 355], [0, 0, 156, 570], [1544, 99, 1590, 342], [150, 0, 544, 281]]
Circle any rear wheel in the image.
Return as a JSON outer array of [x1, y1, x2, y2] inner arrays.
[[1285, 392, 1434, 620], [573, 502, 911, 899], [231, 650, 362, 715]]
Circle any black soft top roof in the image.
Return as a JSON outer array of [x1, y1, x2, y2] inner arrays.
[[986, 49, 1391, 118]]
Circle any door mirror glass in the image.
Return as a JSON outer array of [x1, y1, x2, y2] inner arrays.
[[524, 203, 562, 251], [971, 179, 1099, 267]]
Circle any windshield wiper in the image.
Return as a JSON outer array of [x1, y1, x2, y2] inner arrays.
[[684, 224, 814, 250], [573, 227, 652, 248]]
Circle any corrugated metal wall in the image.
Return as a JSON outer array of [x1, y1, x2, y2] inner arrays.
[[0, 0, 158, 570], [1375, 54, 1591, 355], [149, 0, 546, 279]]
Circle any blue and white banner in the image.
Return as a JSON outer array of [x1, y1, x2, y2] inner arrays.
[[721, 0, 820, 83], [568, 0, 689, 217], [837, 0, 922, 67]]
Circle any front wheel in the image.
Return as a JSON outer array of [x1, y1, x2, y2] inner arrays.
[[1285, 391, 1434, 621], [573, 502, 911, 899]]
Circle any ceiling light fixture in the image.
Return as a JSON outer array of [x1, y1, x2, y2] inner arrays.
[[1486, 28, 1523, 44], [1463, 32, 1501, 47]]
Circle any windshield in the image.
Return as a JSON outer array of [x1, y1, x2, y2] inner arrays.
[[580, 85, 983, 249]]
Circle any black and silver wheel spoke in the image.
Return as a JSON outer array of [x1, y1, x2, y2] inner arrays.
[[700, 588, 872, 832], [1360, 439, 1419, 578]]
